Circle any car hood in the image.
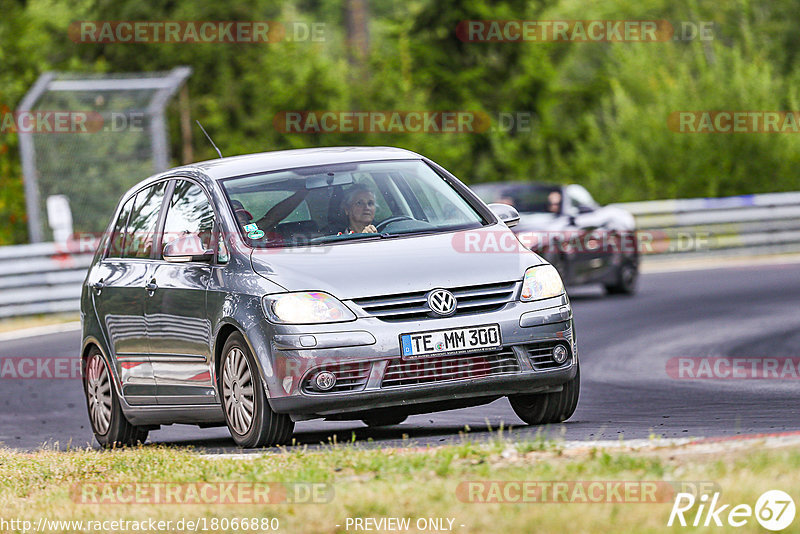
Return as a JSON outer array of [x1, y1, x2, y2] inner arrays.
[[514, 208, 635, 233], [514, 213, 568, 231], [250, 225, 542, 299]]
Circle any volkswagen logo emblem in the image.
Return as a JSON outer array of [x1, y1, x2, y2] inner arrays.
[[427, 289, 457, 317]]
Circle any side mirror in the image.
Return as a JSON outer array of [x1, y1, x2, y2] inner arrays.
[[488, 203, 520, 228], [163, 234, 214, 263]]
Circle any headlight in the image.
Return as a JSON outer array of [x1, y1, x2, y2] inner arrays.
[[520, 265, 565, 301], [263, 292, 356, 324]]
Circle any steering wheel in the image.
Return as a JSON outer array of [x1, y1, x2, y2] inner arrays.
[[375, 216, 414, 232]]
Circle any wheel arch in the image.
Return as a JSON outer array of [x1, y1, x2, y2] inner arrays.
[[81, 336, 117, 389], [212, 319, 281, 411], [213, 322, 242, 384], [79, 336, 129, 412]]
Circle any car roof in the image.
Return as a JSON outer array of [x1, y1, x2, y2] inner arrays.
[[177, 146, 422, 181], [471, 181, 563, 189]]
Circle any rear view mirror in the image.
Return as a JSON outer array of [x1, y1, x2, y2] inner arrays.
[[163, 234, 214, 263], [488, 203, 520, 228], [305, 173, 354, 190]]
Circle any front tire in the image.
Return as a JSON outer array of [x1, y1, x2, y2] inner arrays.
[[508, 365, 580, 425], [83, 348, 148, 448], [605, 260, 638, 295], [220, 333, 294, 448], [543, 250, 568, 282]]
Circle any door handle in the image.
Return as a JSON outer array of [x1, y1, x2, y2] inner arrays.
[[145, 279, 158, 294], [91, 279, 104, 294]]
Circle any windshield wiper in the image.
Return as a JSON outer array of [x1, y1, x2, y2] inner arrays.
[[380, 229, 440, 239], [309, 228, 452, 245], [309, 233, 389, 245]]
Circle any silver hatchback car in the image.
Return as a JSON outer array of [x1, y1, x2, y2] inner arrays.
[[81, 147, 579, 448]]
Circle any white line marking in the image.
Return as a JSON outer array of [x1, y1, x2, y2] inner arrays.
[[641, 252, 800, 274], [196, 432, 800, 459], [0, 321, 81, 341]]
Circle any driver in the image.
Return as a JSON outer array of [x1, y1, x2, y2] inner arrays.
[[547, 190, 562, 214], [339, 184, 377, 234]]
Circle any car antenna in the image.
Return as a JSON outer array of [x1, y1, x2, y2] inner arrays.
[[196, 120, 223, 158]]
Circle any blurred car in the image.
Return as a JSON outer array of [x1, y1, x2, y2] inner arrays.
[[80, 147, 579, 448], [471, 182, 639, 295]]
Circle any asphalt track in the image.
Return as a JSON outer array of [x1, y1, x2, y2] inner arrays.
[[1, 261, 798, 452]]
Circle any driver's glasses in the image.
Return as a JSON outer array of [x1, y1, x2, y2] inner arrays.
[[353, 199, 375, 209]]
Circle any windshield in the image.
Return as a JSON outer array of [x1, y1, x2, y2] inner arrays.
[[221, 160, 488, 247], [471, 183, 562, 214]]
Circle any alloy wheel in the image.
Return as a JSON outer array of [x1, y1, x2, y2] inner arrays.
[[222, 347, 255, 435], [86, 353, 112, 435]]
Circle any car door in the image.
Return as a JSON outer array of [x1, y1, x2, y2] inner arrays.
[[565, 185, 613, 282], [146, 179, 217, 405], [90, 182, 167, 405]]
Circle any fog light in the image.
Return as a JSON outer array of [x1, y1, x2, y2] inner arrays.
[[314, 371, 337, 391], [552, 344, 568, 364]]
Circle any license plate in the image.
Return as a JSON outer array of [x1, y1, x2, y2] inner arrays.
[[400, 324, 501, 359]]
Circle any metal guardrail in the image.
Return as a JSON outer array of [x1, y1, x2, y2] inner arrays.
[[0, 190, 798, 318], [612, 191, 800, 258], [0, 243, 92, 318]]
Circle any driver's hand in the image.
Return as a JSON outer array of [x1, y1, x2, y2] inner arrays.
[[363, 225, 377, 233]]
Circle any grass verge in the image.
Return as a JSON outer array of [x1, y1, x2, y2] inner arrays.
[[0, 434, 798, 533], [0, 313, 80, 334]]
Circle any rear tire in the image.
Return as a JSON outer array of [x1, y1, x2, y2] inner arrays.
[[508, 365, 580, 425], [83, 347, 148, 448], [220, 332, 294, 448], [362, 415, 408, 427]]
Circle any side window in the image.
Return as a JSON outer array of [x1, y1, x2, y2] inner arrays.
[[107, 196, 134, 258], [163, 180, 215, 252], [231, 191, 312, 225], [123, 182, 168, 259]]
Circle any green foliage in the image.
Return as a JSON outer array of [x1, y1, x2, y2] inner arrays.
[[2, 0, 800, 242]]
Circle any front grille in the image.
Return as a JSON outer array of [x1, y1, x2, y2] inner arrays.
[[525, 341, 571, 370], [381, 348, 520, 388], [301, 361, 371, 394], [352, 281, 518, 322]]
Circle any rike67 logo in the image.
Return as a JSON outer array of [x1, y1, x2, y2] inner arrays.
[[668, 490, 795, 531]]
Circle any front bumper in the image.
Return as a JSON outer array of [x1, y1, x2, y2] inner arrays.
[[270, 363, 576, 417], [249, 294, 577, 417]]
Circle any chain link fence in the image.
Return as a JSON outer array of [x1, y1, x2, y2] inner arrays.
[[17, 67, 191, 242]]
